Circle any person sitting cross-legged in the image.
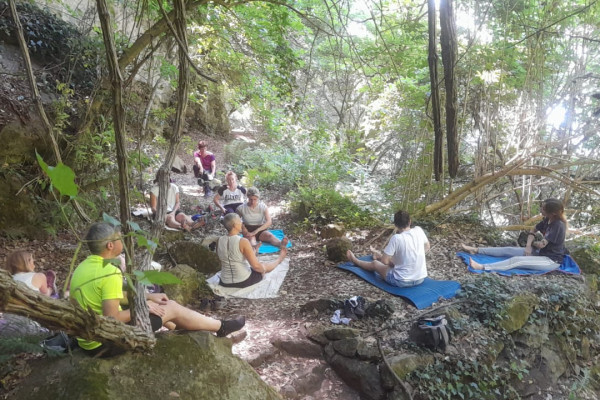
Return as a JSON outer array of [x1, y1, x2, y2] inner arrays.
[[217, 213, 288, 288], [70, 222, 245, 357], [346, 210, 429, 288], [214, 171, 246, 215], [193, 140, 217, 197], [150, 172, 203, 231], [236, 186, 286, 253]]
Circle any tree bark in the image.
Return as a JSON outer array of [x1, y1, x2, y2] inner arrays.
[[439, 0, 459, 178], [0, 270, 154, 351], [95, 0, 151, 333], [427, 0, 443, 181], [9, 0, 90, 224]]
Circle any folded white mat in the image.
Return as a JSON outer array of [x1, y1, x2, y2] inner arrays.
[[207, 256, 290, 299]]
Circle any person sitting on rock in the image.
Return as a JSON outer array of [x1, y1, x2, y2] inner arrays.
[[4, 250, 54, 296], [461, 198, 568, 272], [214, 171, 246, 215], [150, 172, 203, 231], [236, 186, 286, 253], [346, 210, 429, 287], [193, 140, 216, 197], [70, 222, 246, 357], [217, 213, 288, 288]]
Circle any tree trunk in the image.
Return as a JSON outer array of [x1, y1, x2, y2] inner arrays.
[[427, 0, 443, 181], [439, 0, 459, 178], [0, 270, 154, 350], [95, 0, 151, 333]]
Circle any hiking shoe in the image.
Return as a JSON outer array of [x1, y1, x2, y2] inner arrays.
[[216, 316, 246, 337], [343, 300, 357, 320], [354, 296, 366, 319], [200, 298, 211, 312]]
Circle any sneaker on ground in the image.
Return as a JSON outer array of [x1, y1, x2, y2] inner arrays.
[[343, 299, 357, 320]]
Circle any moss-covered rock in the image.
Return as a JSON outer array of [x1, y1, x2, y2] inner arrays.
[[162, 264, 201, 305], [387, 353, 435, 380], [12, 332, 281, 399], [570, 246, 600, 275], [513, 318, 549, 349], [325, 237, 352, 262], [499, 293, 539, 333], [323, 327, 360, 341], [169, 241, 221, 273]]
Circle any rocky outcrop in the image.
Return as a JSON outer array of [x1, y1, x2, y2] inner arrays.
[[169, 240, 221, 273], [12, 331, 281, 400], [325, 237, 352, 262]]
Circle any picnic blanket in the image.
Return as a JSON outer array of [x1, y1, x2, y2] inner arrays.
[[456, 252, 581, 276], [207, 256, 290, 299], [255, 230, 292, 254], [338, 256, 461, 310]]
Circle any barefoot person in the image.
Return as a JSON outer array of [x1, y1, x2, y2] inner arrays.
[[4, 250, 53, 296], [214, 171, 246, 214], [150, 172, 204, 231], [461, 198, 567, 272], [347, 210, 429, 287], [71, 222, 245, 357], [193, 140, 217, 197], [236, 187, 285, 252], [217, 213, 288, 288]]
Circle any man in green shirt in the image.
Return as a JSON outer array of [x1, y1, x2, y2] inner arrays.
[[71, 222, 245, 356]]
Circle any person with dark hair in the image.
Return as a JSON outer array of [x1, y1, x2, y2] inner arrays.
[[461, 198, 568, 272], [216, 213, 288, 288], [70, 222, 245, 357], [346, 210, 430, 287], [214, 171, 246, 214], [236, 186, 286, 252], [193, 140, 216, 197], [149, 172, 203, 231]]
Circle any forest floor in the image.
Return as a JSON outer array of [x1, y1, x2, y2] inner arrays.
[[0, 133, 588, 399]]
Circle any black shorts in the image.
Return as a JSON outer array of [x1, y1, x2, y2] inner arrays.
[[245, 224, 267, 241], [220, 269, 263, 288]]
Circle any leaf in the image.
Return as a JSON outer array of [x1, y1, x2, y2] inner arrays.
[[125, 274, 137, 294], [134, 270, 181, 286], [102, 213, 121, 227], [135, 233, 157, 252], [36, 152, 79, 197], [127, 221, 142, 232]]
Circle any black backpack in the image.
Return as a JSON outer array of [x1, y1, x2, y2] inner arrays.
[[408, 315, 451, 351]]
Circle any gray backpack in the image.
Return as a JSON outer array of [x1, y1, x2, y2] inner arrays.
[[408, 315, 451, 351]]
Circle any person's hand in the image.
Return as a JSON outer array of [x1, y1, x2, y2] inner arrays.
[[524, 245, 532, 256], [147, 292, 169, 305], [147, 301, 166, 317], [207, 173, 214, 181], [118, 254, 126, 272], [246, 231, 256, 237]]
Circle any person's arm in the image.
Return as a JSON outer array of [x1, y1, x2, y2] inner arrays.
[[214, 191, 225, 212], [380, 253, 392, 267], [32, 273, 51, 296], [150, 192, 157, 214], [209, 158, 216, 178], [173, 192, 181, 213], [102, 298, 131, 323], [525, 229, 537, 255], [424, 241, 431, 252], [194, 152, 203, 171], [240, 238, 286, 274]]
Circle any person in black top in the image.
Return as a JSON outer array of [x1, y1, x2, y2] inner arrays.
[[461, 199, 568, 272]]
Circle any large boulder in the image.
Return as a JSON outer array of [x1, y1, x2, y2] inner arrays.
[[325, 237, 352, 262], [499, 293, 539, 333], [570, 246, 600, 275], [12, 331, 281, 400], [169, 241, 221, 273]]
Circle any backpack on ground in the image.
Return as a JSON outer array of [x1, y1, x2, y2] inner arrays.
[[408, 315, 451, 351]]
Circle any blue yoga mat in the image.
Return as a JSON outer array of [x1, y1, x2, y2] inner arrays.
[[456, 252, 581, 276], [256, 229, 292, 254], [338, 256, 461, 310]]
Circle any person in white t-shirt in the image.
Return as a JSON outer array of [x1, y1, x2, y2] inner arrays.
[[346, 210, 429, 287], [150, 172, 203, 231]]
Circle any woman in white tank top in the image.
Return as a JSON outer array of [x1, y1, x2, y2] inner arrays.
[[4, 250, 52, 295]]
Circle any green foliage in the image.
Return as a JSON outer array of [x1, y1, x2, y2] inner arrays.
[[291, 186, 375, 228], [457, 275, 513, 331], [0, 336, 45, 365], [411, 358, 527, 399], [36, 152, 79, 198]]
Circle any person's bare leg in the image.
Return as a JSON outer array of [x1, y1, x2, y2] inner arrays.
[[166, 214, 187, 231], [469, 257, 484, 270], [160, 300, 221, 331], [461, 244, 478, 254], [280, 237, 289, 249], [258, 231, 281, 248], [346, 250, 390, 280]]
